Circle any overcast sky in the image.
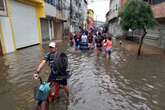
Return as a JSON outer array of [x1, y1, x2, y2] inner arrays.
[[88, 0, 109, 22]]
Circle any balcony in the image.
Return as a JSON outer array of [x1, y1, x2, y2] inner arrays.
[[45, 2, 66, 21], [45, 0, 62, 10], [151, 2, 165, 20]]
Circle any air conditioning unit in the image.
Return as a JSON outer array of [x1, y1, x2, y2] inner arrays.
[[0, 0, 7, 16]]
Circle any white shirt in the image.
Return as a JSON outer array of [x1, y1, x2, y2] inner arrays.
[[81, 34, 88, 43]]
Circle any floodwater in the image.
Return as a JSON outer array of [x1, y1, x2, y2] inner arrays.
[[0, 40, 165, 110]]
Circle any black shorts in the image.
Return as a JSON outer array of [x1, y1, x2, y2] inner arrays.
[[55, 78, 67, 86]]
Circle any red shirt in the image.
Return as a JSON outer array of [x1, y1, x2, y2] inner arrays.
[[106, 40, 112, 49]]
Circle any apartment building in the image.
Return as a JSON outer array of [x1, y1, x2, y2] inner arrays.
[[41, 0, 67, 41], [144, 0, 165, 49], [0, 0, 88, 55], [107, 0, 126, 38], [107, 0, 165, 49], [70, 0, 88, 33]]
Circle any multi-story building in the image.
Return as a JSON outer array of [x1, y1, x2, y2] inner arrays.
[[79, 0, 88, 30], [143, 0, 165, 49], [0, 0, 45, 55], [0, 0, 88, 55], [43, 0, 87, 39], [41, 0, 67, 41], [70, 0, 88, 33], [107, 0, 165, 49], [107, 0, 127, 38]]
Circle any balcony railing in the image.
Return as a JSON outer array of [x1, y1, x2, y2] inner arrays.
[[144, 0, 165, 5], [45, 0, 62, 10]]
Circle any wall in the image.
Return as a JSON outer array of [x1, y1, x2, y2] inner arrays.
[[108, 18, 123, 38], [151, 2, 165, 19], [0, 17, 15, 53], [108, 0, 120, 21]]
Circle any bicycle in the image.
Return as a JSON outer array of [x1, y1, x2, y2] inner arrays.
[[33, 70, 72, 110]]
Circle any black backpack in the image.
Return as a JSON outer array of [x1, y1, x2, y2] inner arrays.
[[52, 52, 69, 79]]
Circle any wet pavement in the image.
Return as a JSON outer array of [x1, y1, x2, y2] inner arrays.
[[0, 39, 165, 110]]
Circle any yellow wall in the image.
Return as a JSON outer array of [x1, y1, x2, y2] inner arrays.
[[17, 0, 45, 17], [0, 22, 7, 54], [87, 9, 94, 19]]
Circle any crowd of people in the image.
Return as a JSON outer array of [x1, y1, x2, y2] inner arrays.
[[67, 28, 113, 59]]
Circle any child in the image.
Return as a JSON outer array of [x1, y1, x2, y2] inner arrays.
[[105, 36, 112, 59]]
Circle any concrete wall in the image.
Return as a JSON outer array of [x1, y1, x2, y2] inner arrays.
[[160, 24, 165, 49], [45, 3, 64, 20], [144, 23, 165, 49], [151, 2, 165, 19], [108, 18, 123, 38], [108, 0, 120, 21]]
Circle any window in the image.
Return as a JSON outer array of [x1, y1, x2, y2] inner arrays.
[[152, 0, 165, 4], [144, 0, 165, 5], [0, 0, 5, 10], [0, 0, 7, 16], [45, 0, 62, 10]]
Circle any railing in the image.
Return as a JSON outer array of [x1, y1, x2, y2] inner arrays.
[[144, 0, 165, 5], [45, 0, 62, 10]]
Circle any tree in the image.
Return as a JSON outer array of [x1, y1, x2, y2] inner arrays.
[[120, 0, 157, 55]]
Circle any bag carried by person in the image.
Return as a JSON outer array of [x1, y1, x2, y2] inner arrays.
[[35, 81, 51, 101], [52, 52, 69, 80]]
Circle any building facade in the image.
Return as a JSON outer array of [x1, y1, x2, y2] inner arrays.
[[42, 0, 67, 41], [0, 0, 44, 55], [70, 0, 88, 33], [107, 0, 126, 38], [144, 1, 165, 49], [107, 0, 165, 49], [0, 0, 88, 55]]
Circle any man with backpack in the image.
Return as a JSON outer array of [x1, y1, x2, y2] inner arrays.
[[33, 41, 69, 109]]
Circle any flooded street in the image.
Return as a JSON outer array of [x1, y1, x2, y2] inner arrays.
[[0, 40, 165, 110]]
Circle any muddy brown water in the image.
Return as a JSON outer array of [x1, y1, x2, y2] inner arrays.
[[0, 40, 165, 110]]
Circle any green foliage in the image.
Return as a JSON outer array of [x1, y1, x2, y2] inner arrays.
[[121, 0, 157, 30]]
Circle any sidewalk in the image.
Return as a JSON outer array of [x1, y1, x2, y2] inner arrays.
[[115, 39, 165, 55]]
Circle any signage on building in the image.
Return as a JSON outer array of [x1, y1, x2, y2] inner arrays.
[[0, 0, 7, 16]]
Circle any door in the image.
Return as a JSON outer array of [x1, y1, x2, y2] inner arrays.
[[11, 1, 39, 49], [54, 21, 63, 40]]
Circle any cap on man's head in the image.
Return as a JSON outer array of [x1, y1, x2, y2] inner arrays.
[[49, 41, 56, 48]]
